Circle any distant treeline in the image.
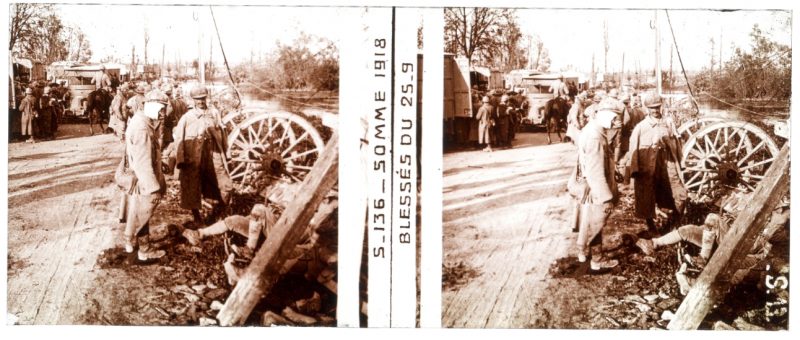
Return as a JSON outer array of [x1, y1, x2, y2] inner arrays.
[[692, 25, 791, 101], [232, 33, 338, 92]]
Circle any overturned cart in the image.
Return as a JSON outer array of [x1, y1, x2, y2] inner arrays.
[[212, 100, 339, 325]]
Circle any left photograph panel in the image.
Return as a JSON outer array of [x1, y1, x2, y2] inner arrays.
[[6, 3, 342, 326]]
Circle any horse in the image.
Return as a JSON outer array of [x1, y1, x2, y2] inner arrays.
[[543, 96, 570, 144], [84, 88, 113, 135]]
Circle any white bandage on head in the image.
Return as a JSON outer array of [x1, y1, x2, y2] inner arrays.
[[143, 101, 164, 120], [596, 110, 616, 129]]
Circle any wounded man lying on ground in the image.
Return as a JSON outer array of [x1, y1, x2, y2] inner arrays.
[[180, 180, 339, 286], [635, 203, 789, 295], [182, 203, 276, 260]]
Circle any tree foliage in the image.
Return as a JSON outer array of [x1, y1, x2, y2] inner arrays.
[[693, 24, 791, 100], [235, 33, 338, 91], [445, 7, 531, 70], [9, 3, 91, 63]]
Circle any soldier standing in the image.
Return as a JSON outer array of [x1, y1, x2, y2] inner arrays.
[[123, 91, 170, 265], [19, 88, 37, 143], [165, 86, 233, 225], [476, 96, 495, 152], [575, 109, 620, 273], [622, 94, 687, 231]]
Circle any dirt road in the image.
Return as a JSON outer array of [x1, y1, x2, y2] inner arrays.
[[442, 132, 577, 328], [7, 127, 123, 324]]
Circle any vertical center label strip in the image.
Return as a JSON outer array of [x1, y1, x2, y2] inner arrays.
[[367, 7, 393, 327], [391, 7, 419, 327]]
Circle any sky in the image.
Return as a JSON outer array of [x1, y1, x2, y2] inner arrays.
[[30, 5, 795, 72], [55, 4, 351, 64], [516, 8, 791, 73]]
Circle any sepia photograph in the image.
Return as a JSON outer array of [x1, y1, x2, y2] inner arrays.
[[6, 3, 342, 326], [441, 7, 790, 330]]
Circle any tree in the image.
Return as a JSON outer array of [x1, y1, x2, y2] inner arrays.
[[527, 34, 550, 72], [488, 11, 527, 72], [68, 28, 92, 63], [9, 3, 52, 52], [693, 24, 790, 100], [444, 8, 516, 65]]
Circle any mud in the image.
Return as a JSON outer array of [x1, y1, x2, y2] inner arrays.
[[79, 180, 338, 326], [531, 183, 789, 330]]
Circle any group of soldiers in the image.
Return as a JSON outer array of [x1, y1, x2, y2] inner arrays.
[[473, 88, 529, 152], [15, 80, 69, 143], [568, 87, 688, 273], [566, 85, 788, 285], [118, 84, 236, 264]]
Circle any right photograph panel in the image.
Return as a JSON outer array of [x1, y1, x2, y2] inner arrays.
[[441, 7, 791, 330]]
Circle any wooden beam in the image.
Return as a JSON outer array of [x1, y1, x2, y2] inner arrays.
[[217, 133, 339, 326], [668, 144, 790, 330]]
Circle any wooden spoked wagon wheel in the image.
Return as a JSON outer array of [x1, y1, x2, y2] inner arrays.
[[680, 121, 779, 202], [221, 109, 261, 133], [226, 111, 326, 194], [676, 116, 726, 141]]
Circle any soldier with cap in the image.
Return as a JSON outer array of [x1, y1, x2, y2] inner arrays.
[[18, 88, 38, 143], [165, 86, 233, 225], [621, 94, 687, 231], [476, 95, 495, 152], [122, 91, 170, 265], [575, 108, 620, 273]]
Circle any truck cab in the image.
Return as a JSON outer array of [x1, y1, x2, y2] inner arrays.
[[516, 73, 584, 127]]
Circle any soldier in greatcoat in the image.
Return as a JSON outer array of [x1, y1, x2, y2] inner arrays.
[[476, 96, 495, 152], [622, 94, 688, 231], [575, 109, 620, 273], [18, 88, 37, 143], [123, 91, 169, 264], [165, 86, 233, 225]]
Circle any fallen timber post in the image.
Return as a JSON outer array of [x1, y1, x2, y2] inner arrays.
[[667, 144, 789, 330], [217, 133, 339, 326]]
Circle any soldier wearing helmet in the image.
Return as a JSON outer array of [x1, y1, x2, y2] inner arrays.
[[621, 93, 687, 231], [121, 90, 170, 265], [165, 86, 232, 225]]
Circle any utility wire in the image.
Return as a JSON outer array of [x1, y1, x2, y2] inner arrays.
[[209, 6, 242, 109], [664, 10, 700, 114]]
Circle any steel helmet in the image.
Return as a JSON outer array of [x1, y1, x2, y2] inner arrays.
[[643, 93, 662, 108], [135, 84, 147, 94], [145, 91, 169, 105], [190, 86, 209, 99]]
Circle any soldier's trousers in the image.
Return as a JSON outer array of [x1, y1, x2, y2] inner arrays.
[[576, 202, 611, 258], [124, 192, 162, 247]]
